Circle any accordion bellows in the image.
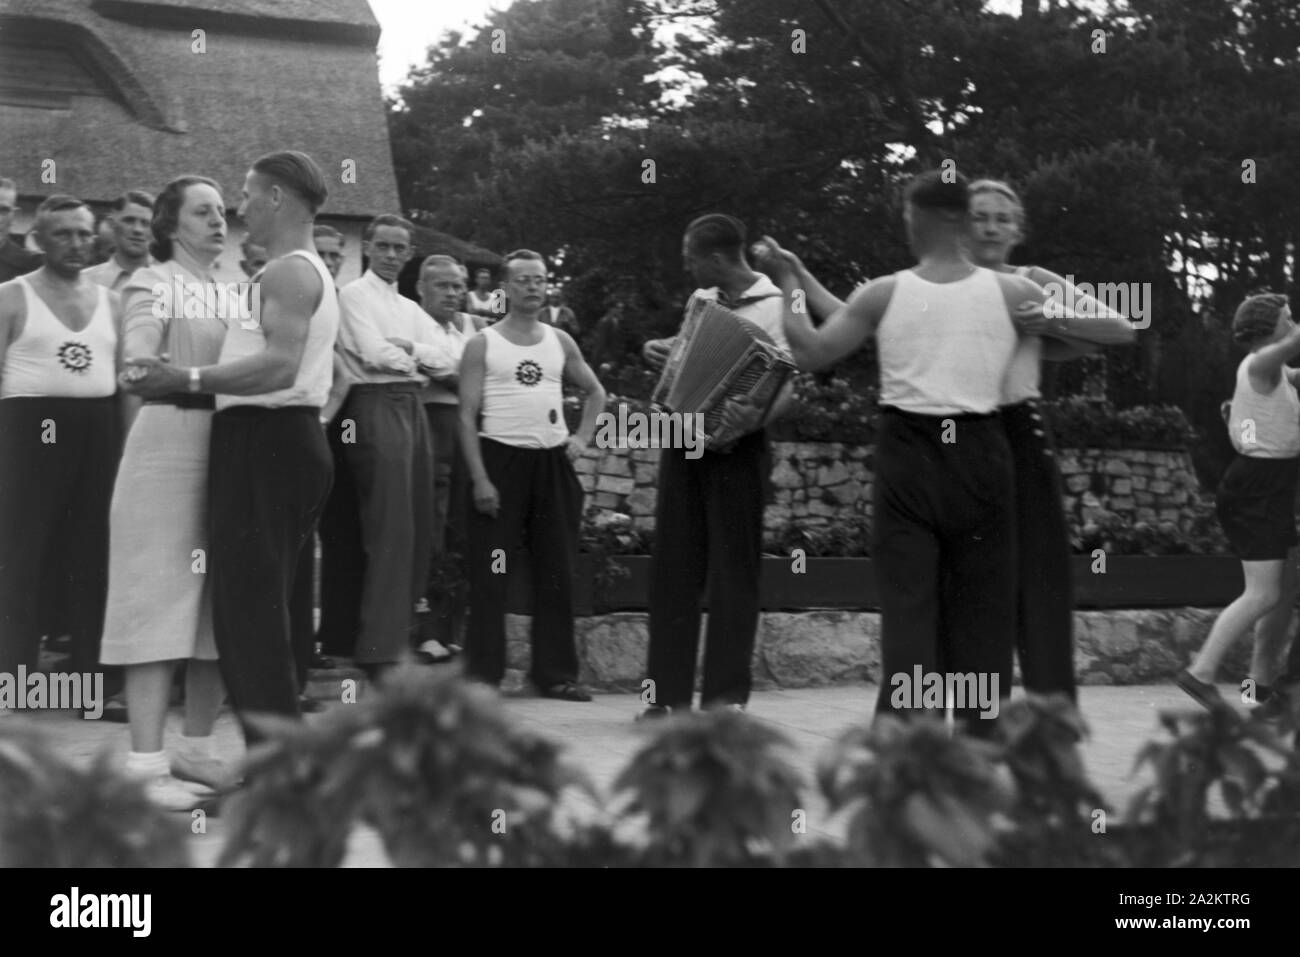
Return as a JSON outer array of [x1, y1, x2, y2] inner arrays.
[[652, 297, 797, 451]]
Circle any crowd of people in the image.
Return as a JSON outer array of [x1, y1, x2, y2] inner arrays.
[[0, 158, 1294, 816]]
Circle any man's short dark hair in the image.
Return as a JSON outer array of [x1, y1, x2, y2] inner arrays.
[[503, 249, 546, 272], [251, 150, 328, 214], [112, 190, 155, 213], [363, 214, 415, 243], [684, 213, 747, 260], [313, 223, 344, 243], [905, 169, 971, 211], [35, 194, 90, 232], [1233, 293, 1290, 345]]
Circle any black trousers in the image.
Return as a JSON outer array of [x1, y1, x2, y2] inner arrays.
[[873, 408, 1016, 734], [424, 402, 468, 645], [342, 383, 434, 665], [465, 438, 583, 687], [0, 396, 120, 692], [646, 430, 768, 709], [316, 406, 366, 658], [209, 406, 332, 743], [1002, 400, 1075, 700], [288, 534, 315, 692]]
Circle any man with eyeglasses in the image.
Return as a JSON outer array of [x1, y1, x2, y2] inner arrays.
[[458, 249, 605, 701], [0, 178, 42, 284]]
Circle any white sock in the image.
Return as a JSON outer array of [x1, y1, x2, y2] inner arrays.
[[125, 750, 169, 779], [177, 735, 215, 761]]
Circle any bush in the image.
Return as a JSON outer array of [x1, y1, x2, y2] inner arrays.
[[1044, 397, 1199, 449], [218, 669, 592, 868], [0, 721, 190, 867]]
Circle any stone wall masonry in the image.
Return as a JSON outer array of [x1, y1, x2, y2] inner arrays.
[[576, 441, 1208, 537], [499, 608, 1255, 694]]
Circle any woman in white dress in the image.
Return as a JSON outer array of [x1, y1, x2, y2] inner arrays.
[[100, 175, 234, 810]]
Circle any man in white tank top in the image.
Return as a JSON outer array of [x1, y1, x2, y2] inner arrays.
[[458, 249, 606, 700], [124, 151, 338, 744], [0, 194, 124, 713], [758, 170, 1050, 735]]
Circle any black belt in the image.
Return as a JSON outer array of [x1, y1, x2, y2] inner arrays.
[[349, 381, 424, 395], [879, 405, 1001, 422], [145, 394, 215, 410]]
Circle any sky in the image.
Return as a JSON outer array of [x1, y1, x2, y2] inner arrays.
[[370, 0, 505, 94], [370, 0, 1029, 95]]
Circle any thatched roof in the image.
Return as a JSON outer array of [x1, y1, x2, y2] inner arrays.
[[0, 0, 398, 218], [408, 224, 502, 268]]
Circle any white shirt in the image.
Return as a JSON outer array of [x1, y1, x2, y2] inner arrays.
[[422, 311, 474, 405], [877, 268, 1017, 415], [336, 270, 449, 385], [691, 274, 790, 352], [85, 256, 153, 293], [215, 250, 338, 411]]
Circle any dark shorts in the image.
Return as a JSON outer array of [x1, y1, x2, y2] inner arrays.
[[1216, 455, 1300, 561]]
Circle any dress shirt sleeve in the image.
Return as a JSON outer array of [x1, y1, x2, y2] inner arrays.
[[120, 269, 168, 360], [338, 283, 417, 374], [408, 308, 461, 376]]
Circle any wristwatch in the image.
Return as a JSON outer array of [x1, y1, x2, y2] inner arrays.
[[188, 367, 202, 393]]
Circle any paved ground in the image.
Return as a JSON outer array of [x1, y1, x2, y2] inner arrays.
[[8, 673, 1282, 867]]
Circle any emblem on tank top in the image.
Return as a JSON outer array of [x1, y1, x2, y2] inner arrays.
[[549, 409, 558, 424], [56, 341, 93, 374], [515, 359, 543, 386]]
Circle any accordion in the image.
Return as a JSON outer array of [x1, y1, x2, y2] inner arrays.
[[651, 296, 797, 451]]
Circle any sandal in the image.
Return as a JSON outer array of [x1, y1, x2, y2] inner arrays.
[[1176, 670, 1225, 711]]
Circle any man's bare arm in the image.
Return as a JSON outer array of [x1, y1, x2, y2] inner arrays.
[[558, 330, 606, 448]]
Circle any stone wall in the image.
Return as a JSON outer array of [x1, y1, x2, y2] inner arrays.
[[574, 442, 1208, 536], [499, 607, 1256, 694]]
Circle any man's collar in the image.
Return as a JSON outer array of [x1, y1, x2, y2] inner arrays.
[[363, 268, 398, 292], [702, 273, 782, 308]]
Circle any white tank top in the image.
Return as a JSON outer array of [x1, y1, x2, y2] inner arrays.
[[1001, 265, 1042, 403], [877, 267, 1017, 415], [2, 276, 117, 398], [216, 250, 338, 410], [1228, 355, 1300, 458], [479, 323, 568, 448]]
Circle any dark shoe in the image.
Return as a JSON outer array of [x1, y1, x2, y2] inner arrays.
[[298, 695, 326, 714], [1251, 686, 1296, 725], [636, 704, 676, 721], [309, 652, 336, 670], [540, 681, 592, 702], [1176, 670, 1225, 711]]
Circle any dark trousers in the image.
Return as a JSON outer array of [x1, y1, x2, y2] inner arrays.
[[317, 407, 365, 658], [0, 397, 120, 692], [465, 438, 583, 687], [288, 536, 315, 691], [872, 408, 1016, 735], [1002, 401, 1075, 699], [424, 401, 468, 644], [646, 430, 768, 709], [342, 383, 434, 664], [209, 406, 332, 743]]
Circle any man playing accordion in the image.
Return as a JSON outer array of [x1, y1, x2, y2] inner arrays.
[[639, 214, 796, 717]]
